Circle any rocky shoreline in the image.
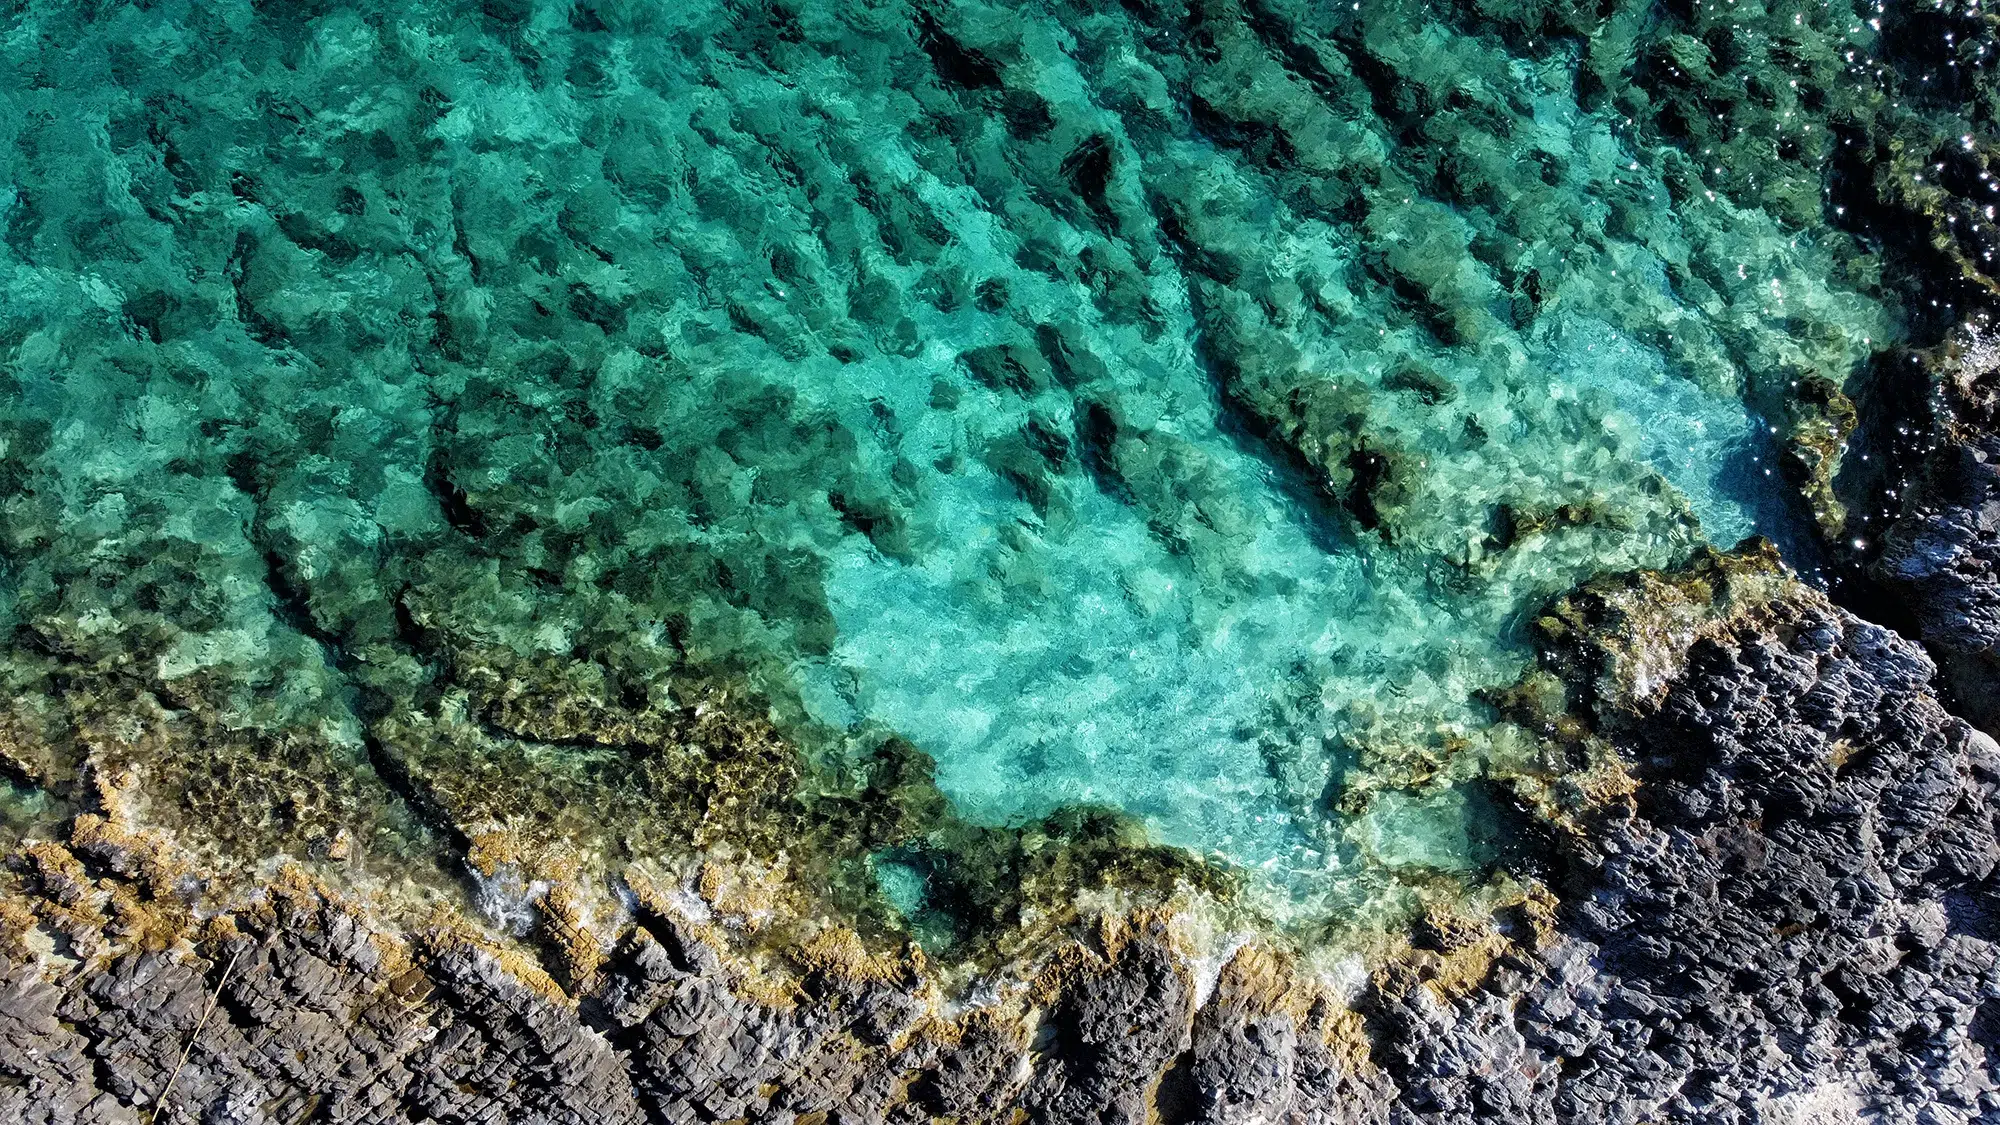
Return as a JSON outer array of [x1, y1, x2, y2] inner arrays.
[[7, 0, 2000, 1121], [7, 527, 1996, 1125]]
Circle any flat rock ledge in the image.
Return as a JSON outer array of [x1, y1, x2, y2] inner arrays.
[[4, 560, 1997, 1125]]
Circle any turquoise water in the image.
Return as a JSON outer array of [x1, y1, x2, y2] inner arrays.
[[780, 31, 1882, 908], [0, 0, 1900, 921]]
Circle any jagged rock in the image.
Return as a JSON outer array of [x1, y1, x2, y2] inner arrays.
[[1026, 939, 1194, 1125], [4, 576, 1995, 1125], [1875, 325, 2000, 731], [1516, 590, 2000, 1123]]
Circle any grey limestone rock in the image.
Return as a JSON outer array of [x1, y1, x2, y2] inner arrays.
[[6, 579, 1995, 1125], [1875, 326, 2000, 733]]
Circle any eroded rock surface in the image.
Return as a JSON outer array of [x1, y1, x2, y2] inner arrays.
[[1520, 588, 1999, 1122], [1873, 324, 2000, 735], [5, 571, 1994, 1125]]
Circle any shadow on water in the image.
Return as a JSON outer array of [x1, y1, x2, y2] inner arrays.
[[1717, 415, 1835, 580]]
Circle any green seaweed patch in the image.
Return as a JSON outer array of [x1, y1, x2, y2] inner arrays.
[[1533, 539, 1795, 716], [0, 663, 425, 880]]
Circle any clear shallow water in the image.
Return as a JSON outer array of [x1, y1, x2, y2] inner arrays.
[[794, 297, 1778, 906], [782, 51, 1857, 911], [0, 0, 1899, 923]]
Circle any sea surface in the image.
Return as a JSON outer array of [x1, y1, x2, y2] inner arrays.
[[0, 0, 1909, 927]]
